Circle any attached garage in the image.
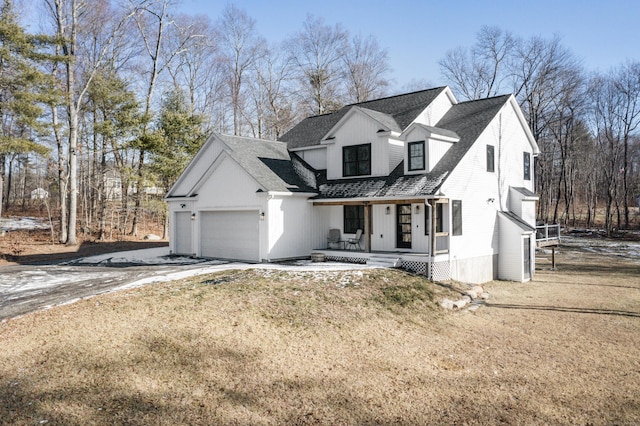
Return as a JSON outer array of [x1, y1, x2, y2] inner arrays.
[[174, 211, 193, 255], [200, 210, 260, 262]]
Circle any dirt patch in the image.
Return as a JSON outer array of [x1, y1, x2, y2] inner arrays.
[[1, 243, 639, 424], [0, 227, 167, 266]]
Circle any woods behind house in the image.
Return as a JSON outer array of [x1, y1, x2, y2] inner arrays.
[[1, 1, 639, 243]]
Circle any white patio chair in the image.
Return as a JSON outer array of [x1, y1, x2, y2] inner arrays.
[[327, 228, 345, 249], [345, 229, 363, 250]]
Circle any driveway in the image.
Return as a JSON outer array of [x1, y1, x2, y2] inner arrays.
[[0, 247, 371, 321]]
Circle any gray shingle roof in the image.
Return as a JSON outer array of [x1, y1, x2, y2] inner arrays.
[[280, 87, 447, 149], [311, 95, 511, 200], [511, 186, 538, 198], [217, 134, 316, 193], [499, 211, 536, 232]]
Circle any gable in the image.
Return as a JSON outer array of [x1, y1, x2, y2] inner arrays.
[[166, 133, 317, 200], [282, 87, 447, 150], [196, 155, 264, 207]]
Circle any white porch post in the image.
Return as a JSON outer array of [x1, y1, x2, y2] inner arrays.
[[364, 202, 371, 253]]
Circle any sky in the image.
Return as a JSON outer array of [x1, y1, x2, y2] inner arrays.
[[176, 0, 639, 91]]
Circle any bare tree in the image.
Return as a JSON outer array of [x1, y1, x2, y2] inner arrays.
[[440, 26, 515, 100], [216, 3, 265, 136], [129, 0, 195, 236], [342, 34, 390, 103], [286, 14, 348, 115], [44, 0, 135, 244]]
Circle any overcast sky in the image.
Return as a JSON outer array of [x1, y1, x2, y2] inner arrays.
[[177, 0, 639, 91]]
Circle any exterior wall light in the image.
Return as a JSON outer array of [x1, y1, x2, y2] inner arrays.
[[180, 203, 186, 208], [487, 198, 495, 204], [191, 212, 196, 220], [385, 206, 391, 215], [260, 212, 265, 221], [415, 205, 420, 213]]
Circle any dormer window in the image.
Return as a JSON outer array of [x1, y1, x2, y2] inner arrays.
[[408, 141, 425, 171], [343, 143, 371, 177]]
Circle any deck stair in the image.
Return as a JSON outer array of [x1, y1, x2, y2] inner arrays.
[[367, 256, 401, 268]]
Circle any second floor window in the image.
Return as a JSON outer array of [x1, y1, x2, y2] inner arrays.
[[487, 145, 495, 172], [408, 141, 425, 171], [523, 152, 531, 180], [343, 144, 371, 177]]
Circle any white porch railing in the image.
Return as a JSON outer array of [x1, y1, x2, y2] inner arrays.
[[536, 224, 561, 244]]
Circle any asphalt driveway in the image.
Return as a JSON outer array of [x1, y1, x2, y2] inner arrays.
[[0, 247, 370, 321]]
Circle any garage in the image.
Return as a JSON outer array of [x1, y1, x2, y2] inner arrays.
[[174, 211, 193, 255], [200, 210, 260, 262]]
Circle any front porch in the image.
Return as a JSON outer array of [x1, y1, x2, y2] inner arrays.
[[310, 248, 451, 279]]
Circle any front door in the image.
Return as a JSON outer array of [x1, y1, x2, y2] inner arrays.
[[397, 204, 412, 249]]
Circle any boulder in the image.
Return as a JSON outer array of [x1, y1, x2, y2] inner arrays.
[[144, 234, 161, 240], [440, 299, 455, 310]]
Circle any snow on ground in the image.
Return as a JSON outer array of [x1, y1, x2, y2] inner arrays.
[[560, 235, 640, 260], [72, 246, 209, 265], [0, 216, 51, 231]]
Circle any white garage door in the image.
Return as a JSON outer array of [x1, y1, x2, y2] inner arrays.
[[174, 211, 192, 255], [201, 211, 259, 262]]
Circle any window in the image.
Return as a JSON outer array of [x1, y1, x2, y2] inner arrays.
[[344, 205, 364, 234], [343, 144, 371, 177], [486, 145, 495, 172], [523, 152, 531, 181], [408, 141, 425, 171], [452, 200, 462, 236], [426, 202, 444, 235], [435, 203, 444, 233]]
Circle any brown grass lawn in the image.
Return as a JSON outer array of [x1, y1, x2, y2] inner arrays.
[[1, 246, 640, 425]]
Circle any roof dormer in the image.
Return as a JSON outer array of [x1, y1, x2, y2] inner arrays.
[[402, 123, 460, 174]]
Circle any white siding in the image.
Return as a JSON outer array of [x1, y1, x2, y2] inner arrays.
[[326, 112, 392, 179], [440, 101, 538, 282], [196, 158, 264, 210], [266, 197, 326, 260], [295, 146, 327, 170], [428, 139, 454, 171], [388, 138, 404, 172], [413, 88, 456, 126], [170, 134, 223, 196]]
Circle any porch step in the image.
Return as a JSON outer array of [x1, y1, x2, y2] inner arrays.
[[367, 256, 401, 268]]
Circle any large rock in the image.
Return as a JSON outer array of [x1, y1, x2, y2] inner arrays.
[[144, 234, 161, 240]]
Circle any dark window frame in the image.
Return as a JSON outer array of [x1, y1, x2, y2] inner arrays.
[[343, 143, 371, 177], [452, 200, 462, 236], [523, 151, 531, 181], [487, 145, 495, 172], [344, 205, 364, 234], [408, 141, 425, 171]]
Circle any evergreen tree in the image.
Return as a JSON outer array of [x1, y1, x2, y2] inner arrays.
[[0, 0, 55, 217], [148, 89, 206, 238]]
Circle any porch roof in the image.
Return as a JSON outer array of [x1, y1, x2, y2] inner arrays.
[[313, 161, 448, 201]]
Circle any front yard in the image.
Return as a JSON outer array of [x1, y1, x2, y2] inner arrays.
[[1, 242, 639, 425]]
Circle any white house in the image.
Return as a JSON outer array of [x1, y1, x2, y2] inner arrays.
[[165, 87, 542, 283]]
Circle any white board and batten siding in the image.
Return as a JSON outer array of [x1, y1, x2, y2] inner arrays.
[[325, 112, 394, 179], [440, 101, 536, 282], [498, 214, 534, 282], [294, 146, 327, 171], [412, 88, 457, 126]]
